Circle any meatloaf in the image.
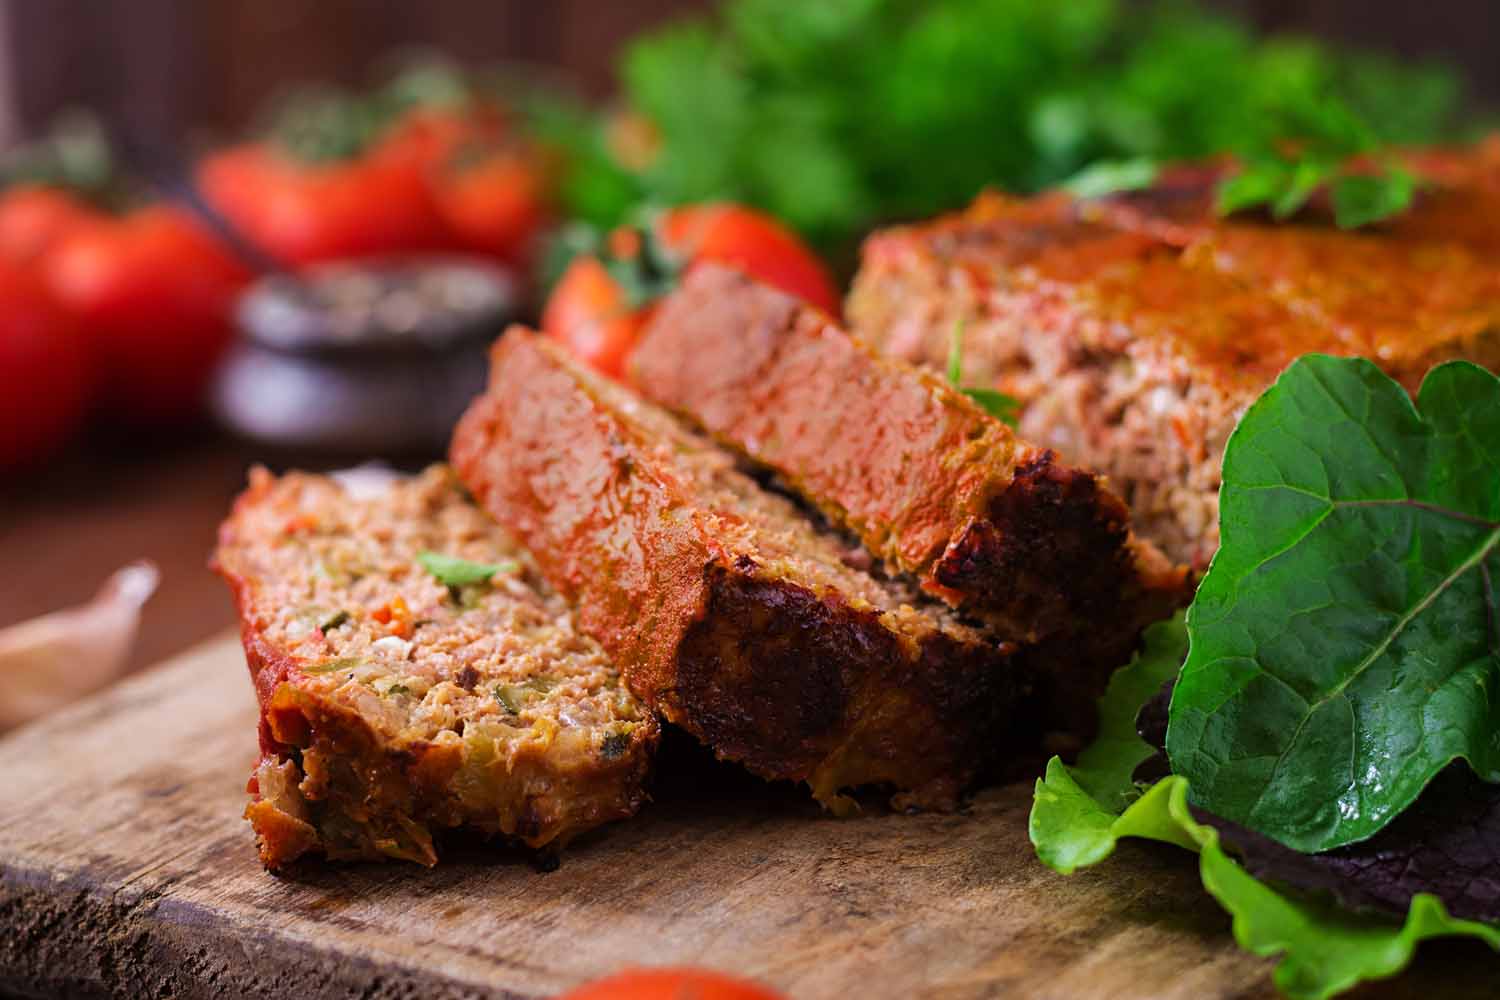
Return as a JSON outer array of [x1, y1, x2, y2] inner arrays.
[[847, 189, 1500, 570], [213, 465, 656, 869], [452, 330, 1026, 811], [629, 262, 1187, 649]]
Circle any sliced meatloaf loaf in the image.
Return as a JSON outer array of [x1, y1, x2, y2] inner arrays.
[[451, 330, 1026, 811], [214, 465, 656, 869], [629, 262, 1187, 649], [847, 190, 1500, 570]]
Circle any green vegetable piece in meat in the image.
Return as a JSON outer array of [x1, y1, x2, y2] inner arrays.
[[493, 684, 529, 714], [303, 656, 363, 675], [417, 550, 519, 588], [1167, 355, 1500, 853], [946, 320, 1020, 427], [961, 388, 1021, 427], [319, 609, 351, 631]]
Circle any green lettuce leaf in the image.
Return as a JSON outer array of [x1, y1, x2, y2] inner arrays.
[[1168, 356, 1500, 853], [1058, 613, 1185, 812], [1032, 766, 1500, 1000], [1030, 612, 1500, 999]]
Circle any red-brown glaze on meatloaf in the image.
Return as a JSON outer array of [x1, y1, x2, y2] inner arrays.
[[629, 262, 1187, 647], [451, 329, 1027, 811], [848, 188, 1500, 569], [214, 466, 656, 869]]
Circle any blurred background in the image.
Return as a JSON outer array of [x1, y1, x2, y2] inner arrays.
[[4, 1, 1498, 143], [0, 0, 1496, 724]]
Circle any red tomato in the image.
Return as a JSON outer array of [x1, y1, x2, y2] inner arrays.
[[557, 968, 787, 1000], [0, 262, 92, 469], [44, 206, 250, 424], [196, 143, 448, 267], [542, 202, 838, 377], [374, 106, 509, 175], [659, 204, 839, 315], [542, 255, 649, 378], [430, 146, 550, 264], [0, 186, 100, 266]]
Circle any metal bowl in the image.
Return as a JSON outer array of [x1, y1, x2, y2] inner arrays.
[[213, 257, 517, 454]]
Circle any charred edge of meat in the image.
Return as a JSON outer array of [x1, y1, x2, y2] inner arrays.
[[674, 565, 1024, 808], [933, 452, 1134, 640]]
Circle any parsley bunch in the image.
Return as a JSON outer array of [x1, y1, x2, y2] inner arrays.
[[554, 0, 1468, 246]]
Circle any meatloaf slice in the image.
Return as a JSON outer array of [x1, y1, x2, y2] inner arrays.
[[213, 465, 656, 869], [451, 330, 1026, 811], [629, 262, 1187, 648], [847, 190, 1500, 570]]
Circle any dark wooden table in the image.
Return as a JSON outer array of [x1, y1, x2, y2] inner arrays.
[[0, 430, 439, 685]]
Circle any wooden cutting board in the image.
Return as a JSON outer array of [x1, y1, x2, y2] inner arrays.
[[1, 634, 1494, 999]]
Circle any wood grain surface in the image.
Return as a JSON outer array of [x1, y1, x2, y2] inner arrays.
[[1, 634, 1495, 999]]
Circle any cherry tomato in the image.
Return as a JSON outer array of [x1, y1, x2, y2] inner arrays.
[[373, 106, 509, 175], [429, 145, 550, 264], [557, 968, 787, 1000], [0, 185, 100, 266], [45, 206, 250, 424], [659, 204, 839, 315], [542, 202, 838, 378], [196, 143, 448, 267], [542, 255, 649, 378], [0, 262, 92, 469]]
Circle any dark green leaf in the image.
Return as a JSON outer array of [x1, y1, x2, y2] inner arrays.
[[416, 551, 519, 588], [1167, 355, 1500, 852]]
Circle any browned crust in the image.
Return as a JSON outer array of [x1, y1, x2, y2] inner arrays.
[[674, 565, 1022, 808], [451, 329, 1024, 809], [211, 475, 655, 870], [848, 186, 1500, 570], [630, 263, 1187, 646]]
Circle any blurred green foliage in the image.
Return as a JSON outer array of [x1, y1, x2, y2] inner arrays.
[[552, 0, 1469, 245]]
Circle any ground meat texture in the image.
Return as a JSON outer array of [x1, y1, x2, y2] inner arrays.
[[630, 263, 1188, 655], [847, 189, 1500, 571], [213, 465, 656, 870], [452, 330, 1027, 812]]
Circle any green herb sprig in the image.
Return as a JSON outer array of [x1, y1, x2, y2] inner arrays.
[[946, 321, 1019, 427], [416, 551, 519, 588], [551, 0, 1465, 244]]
